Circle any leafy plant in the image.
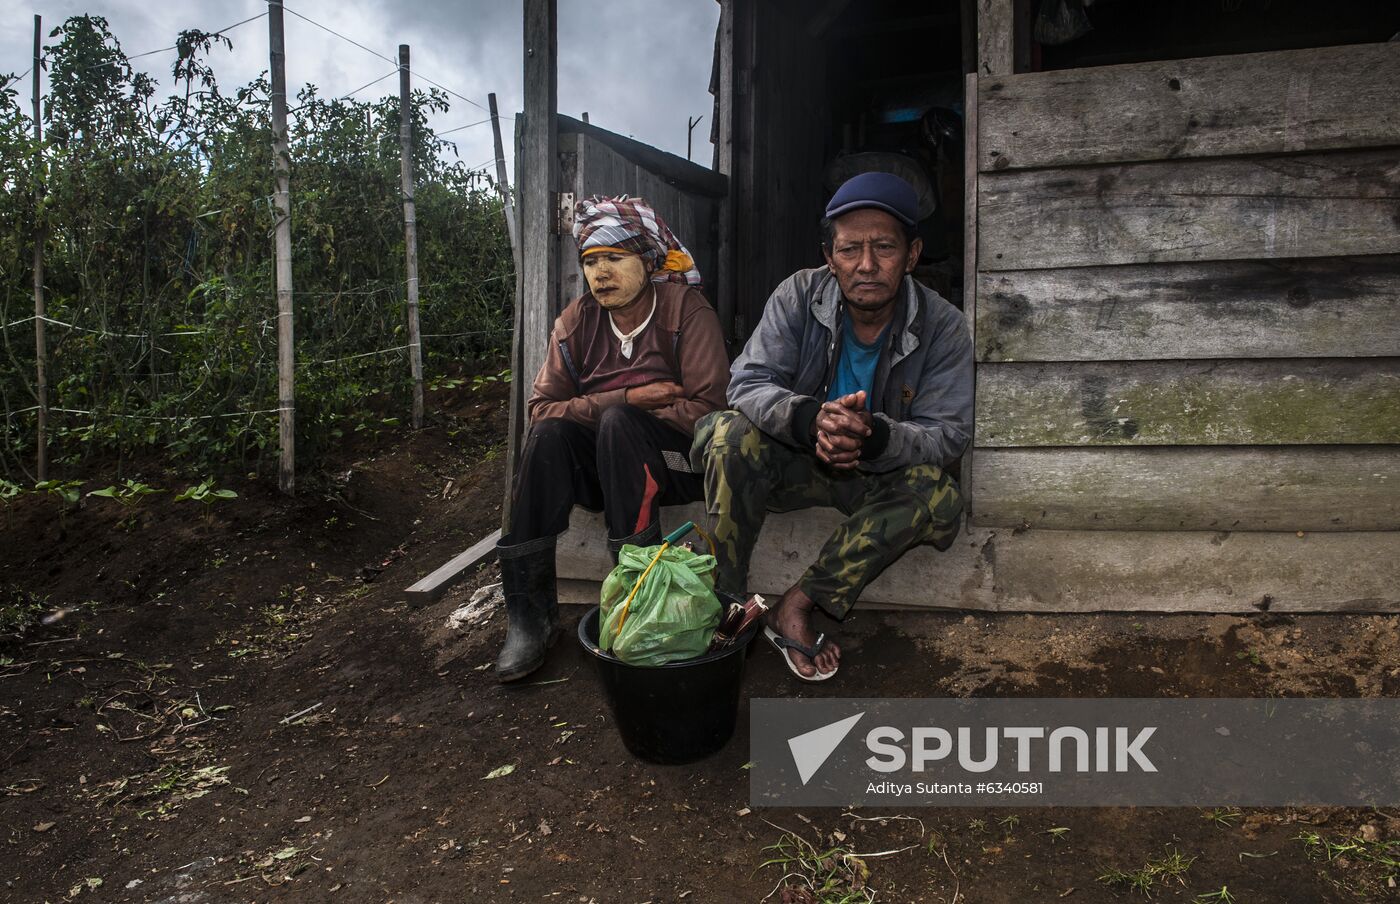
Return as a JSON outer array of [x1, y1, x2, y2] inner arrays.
[[35, 479, 83, 506], [174, 479, 237, 516], [88, 479, 161, 506], [89, 479, 161, 528], [428, 375, 466, 391], [0, 478, 21, 527], [471, 368, 512, 391]]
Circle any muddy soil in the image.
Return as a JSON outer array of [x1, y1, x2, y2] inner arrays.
[[3, 380, 1398, 903]]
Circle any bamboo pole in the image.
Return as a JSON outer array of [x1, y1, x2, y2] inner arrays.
[[492, 93, 522, 534], [31, 14, 47, 482], [501, 115, 526, 537], [398, 44, 424, 430], [488, 92, 520, 273], [268, 0, 296, 495]]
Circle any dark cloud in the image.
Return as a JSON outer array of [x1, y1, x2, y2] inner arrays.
[[3, 0, 720, 173]]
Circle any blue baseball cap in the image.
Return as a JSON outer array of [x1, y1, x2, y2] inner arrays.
[[824, 172, 920, 227]]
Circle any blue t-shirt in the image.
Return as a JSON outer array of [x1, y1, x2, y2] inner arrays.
[[826, 313, 890, 410]]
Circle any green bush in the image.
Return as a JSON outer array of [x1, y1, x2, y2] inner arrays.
[[0, 16, 514, 478]]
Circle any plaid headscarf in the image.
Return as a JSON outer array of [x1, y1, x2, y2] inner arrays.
[[572, 195, 703, 287]]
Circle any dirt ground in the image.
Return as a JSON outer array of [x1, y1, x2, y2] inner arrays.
[[4, 378, 1399, 903]]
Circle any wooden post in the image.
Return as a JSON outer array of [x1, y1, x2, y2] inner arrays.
[[714, 0, 736, 343], [962, 71, 979, 518], [398, 44, 425, 430], [520, 0, 559, 390], [488, 92, 522, 529], [488, 92, 519, 268], [31, 14, 47, 482], [504, 0, 559, 534], [977, 0, 1014, 77], [268, 0, 296, 495]]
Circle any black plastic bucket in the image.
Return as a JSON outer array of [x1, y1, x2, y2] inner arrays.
[[578, 598, 760, 765]]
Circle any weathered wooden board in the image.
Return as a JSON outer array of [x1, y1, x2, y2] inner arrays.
[[555, 507, 1400, 612], [976, 359, 1400, 447], [978, 43, 1400, 172], [976, 256, 1400, 362], [978, 148, 1400, 270], [557, 137, 583, 314], [962, 72, 980, 516], [404, 528, 501, 606], [558, 114, 727, 198], [977, 527, 1400, 613], [976, 0, 1014, 77], [971, 447, 1400, 531]]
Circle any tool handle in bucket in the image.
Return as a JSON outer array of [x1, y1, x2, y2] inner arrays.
[[664, 521, 696, 545]]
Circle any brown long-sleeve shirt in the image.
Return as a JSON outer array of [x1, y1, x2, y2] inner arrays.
[[527, 282, 729, 436]]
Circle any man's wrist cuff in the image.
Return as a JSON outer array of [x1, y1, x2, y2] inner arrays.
[[792, 399, 821, 448], [865, 415, 891, 460]]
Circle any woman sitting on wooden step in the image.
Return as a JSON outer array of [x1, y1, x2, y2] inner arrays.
[[494, 195, 728, 682]]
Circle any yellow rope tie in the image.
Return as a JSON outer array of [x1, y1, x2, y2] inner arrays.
[[611, 522, 715, 640], [613, 542, 669, 639]]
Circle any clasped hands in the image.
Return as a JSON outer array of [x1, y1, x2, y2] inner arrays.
[[623, 381, 684, 410], [814, 391, 872, 471]]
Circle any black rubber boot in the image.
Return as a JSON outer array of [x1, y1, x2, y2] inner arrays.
[[495, 535, 559, 683], [607, 522, 663, 564]]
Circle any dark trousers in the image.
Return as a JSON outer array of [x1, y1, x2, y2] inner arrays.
[[502, 404, 704, 546]]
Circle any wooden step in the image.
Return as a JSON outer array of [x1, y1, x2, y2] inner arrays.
[[556, 506, 1400, 613]]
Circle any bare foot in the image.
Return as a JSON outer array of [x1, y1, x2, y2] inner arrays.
[[765, 585, 841, 678]]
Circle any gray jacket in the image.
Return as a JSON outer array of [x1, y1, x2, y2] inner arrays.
[[728, 267, 974, 472]]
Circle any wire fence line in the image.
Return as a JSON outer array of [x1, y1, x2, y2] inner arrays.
[[9, 10, 273, 80], [6, 405, 290, 421], [338, 68, 400, 101], [279, 4, 494, 113], [1, 12, 517, 483]]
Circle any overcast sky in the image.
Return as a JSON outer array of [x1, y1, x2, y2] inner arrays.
[[0, 0, 720, 175]]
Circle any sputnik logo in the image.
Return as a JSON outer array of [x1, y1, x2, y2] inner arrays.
[[788, 712, 865, 785]]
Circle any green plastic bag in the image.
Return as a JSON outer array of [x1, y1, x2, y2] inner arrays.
[[599, 543, 722, 666]]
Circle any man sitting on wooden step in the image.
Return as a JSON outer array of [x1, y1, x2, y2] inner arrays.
[[694, 173, 973, 682], [495, 196, 728, 682]]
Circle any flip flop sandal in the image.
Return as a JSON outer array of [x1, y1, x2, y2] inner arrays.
[[764, 625, 838, 682]]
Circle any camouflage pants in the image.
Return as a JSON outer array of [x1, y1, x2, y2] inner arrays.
[[691, 410, 963, 618]]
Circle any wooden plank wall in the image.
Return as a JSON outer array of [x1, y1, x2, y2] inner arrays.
[[972, 41, 1400, 545]]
